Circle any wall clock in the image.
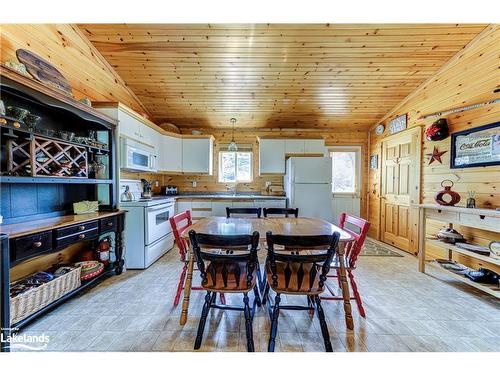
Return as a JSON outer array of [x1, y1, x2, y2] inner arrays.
[[375, 124, 385, 135]]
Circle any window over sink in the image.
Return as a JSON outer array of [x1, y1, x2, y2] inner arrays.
[[218, 151, 253, 183]]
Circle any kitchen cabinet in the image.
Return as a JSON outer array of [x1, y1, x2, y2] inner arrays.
[[285, 139, 305, 154], [211, 201, 229, 217], [304, 139, 326, 154], [159, 135, 182, 172], [259, 139, 286, 174], [175, 200, 191, 215], [95, 103, 158, 148], [182, 137, 214, 174], [260, 200, 287, 209], [259, 138, 325, 175]]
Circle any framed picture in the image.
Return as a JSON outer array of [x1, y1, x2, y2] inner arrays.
[[389, 114, 407, 134], [450, 121, 500, 169], [370, 154, 378, 169]]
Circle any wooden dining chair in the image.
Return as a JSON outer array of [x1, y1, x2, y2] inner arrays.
[[263, 207, 299, 218], [226, 207, 262, 218], [320, 213, 370, 318], [263, 231, 341, 352], [189, 230, 261, 351], [169, 210, 225, 307]]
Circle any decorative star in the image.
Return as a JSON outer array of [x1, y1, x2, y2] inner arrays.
[[427, 146, 447, 165]]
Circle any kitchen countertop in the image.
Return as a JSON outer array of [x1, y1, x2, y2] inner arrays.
[[172, 193, 287, 200]]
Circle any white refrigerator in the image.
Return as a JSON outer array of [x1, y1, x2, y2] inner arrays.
[[285, 157, 333, 222]]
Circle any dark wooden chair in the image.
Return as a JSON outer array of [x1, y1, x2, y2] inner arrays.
[[169, 211, 225, 307], [321, 213, 370, 317], [188, 230, 261, 352], [263, 207, 299, 218], [226, 207, 262, 218], [263, 231, 341, 352]]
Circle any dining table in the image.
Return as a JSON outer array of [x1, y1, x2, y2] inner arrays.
[[179, 216, 355, 330]]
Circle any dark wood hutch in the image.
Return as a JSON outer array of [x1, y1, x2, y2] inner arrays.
[[0, 67, 125, 351]]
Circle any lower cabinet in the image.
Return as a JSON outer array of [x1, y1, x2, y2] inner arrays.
[[176, 198, 287, 218]]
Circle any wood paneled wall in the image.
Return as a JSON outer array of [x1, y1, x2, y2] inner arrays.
[[122, 127, 369, 218], [0, 24, 146, 114], [367, 25, 500, 269]]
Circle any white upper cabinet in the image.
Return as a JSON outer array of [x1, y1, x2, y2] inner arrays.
[[259, 138, 325, 175], [159, 135, 182, 172], [259, 139, 286, 174], [182, 137, 213, 174], [304, 139, 326, 154], [285, 139, 305, 154]]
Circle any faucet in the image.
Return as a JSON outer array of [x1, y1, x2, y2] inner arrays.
[[229, 185, 237, 196]]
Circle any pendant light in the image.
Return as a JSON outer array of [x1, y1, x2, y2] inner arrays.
[[228, 117, 238, 151]]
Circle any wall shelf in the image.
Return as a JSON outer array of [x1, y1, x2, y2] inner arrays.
[[415, 204, 500, 299], [427, 239, 500, 267], [432, 261, 500, 298]]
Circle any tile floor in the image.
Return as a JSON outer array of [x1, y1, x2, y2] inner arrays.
[[15, 239, 500, 352]]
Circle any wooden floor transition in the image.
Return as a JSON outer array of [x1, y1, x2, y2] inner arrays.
[[14, 239, 500, 352]]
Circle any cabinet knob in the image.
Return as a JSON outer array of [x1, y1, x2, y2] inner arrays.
[[78, 234, 86, 239], [79, 225, 85, 230], [33, 241, 42, 248], [107, 222, 113, 227]]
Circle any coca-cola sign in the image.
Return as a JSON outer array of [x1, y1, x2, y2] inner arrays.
[[451, 122, 500, 168]]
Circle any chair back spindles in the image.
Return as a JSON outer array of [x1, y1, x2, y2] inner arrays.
[[188, 230, 260, 290], [226, 207, 262, 218], [263, 207, 299, 218], [265, 231, 340, 293], [338, 212, 370, 268], [170, 210, 193, 262]]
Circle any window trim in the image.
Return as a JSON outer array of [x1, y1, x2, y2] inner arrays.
[[218, 151, 253, 183], [329, 146, 361, 196]]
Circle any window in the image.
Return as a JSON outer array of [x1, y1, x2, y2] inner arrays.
[[218, 151, 253, 183], [330, 150, 357, 193]]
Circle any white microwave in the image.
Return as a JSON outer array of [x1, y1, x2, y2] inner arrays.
[[121, 137, 158, 172]]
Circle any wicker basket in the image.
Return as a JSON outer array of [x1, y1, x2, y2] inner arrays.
[[10, 267, 81, 324]]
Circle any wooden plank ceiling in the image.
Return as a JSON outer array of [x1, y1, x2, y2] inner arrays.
[[78, 24, 487, 130]]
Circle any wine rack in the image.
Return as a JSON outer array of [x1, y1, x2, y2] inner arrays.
[[4, 135, 88, 178]]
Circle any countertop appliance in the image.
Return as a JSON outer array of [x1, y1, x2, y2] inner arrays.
[[285, 157, 333, 222], [161, 185, 178, 196], [119, 180, 174, 269], [121, 137, 158, 172]]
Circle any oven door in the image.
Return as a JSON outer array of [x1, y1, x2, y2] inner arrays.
[[145, 203, 173, 245]]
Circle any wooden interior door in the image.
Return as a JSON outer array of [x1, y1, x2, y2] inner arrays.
[[380, 128, 421, 253]]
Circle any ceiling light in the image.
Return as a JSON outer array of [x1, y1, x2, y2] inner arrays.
[[228, 118, 238, 151]]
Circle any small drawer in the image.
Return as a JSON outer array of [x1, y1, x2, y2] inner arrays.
[[100, 216, 117, 233], [425, 209, 459, 223], [459, 213, 500, 232], [12, 231, 53, 263], [190, 200, 212, 208], [55, 228, 99, 250], [55, 220, 99, 239]]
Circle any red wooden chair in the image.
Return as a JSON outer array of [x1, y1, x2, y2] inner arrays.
[[321, 212, 370, 317], [170, 210, 225, 306]]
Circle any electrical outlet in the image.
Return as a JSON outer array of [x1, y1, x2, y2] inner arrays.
[[265, 181, 272, 188], [192, 181, 197, 188]]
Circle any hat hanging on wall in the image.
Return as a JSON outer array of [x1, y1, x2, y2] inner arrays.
[[425, 118, 449, 141]]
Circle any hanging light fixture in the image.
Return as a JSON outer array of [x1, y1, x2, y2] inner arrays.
[[228, 117, 238, 151]]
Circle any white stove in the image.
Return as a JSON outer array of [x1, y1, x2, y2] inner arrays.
[[119, 180, 175, 269]]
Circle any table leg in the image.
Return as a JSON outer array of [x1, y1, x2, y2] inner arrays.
[[337, 243, 354, 331], [179, 253, 195, 325]]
